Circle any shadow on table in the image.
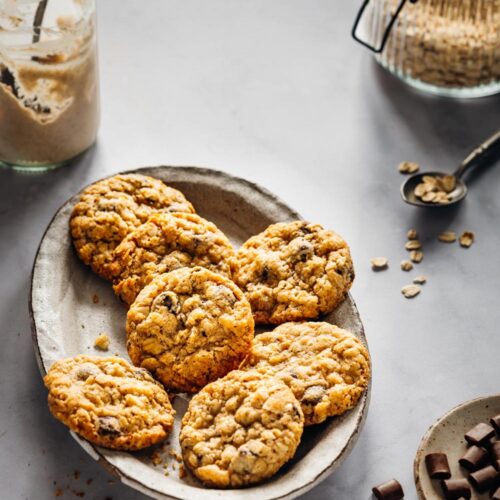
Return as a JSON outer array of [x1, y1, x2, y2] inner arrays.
[[370, 61, 500, 157], [0, 143, 97, 220]]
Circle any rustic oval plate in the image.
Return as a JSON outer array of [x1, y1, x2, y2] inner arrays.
[[30, 166, 371, 500], [414, 394, 500, 500]]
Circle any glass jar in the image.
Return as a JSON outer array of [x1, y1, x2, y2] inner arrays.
[[0, 0, 100, 170], [352, 0, 500, 98]]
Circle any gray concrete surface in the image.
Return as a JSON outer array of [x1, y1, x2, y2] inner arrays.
[[1, 1, 499, 499]]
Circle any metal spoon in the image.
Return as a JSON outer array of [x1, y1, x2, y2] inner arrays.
[[401, 129, 500, 208]]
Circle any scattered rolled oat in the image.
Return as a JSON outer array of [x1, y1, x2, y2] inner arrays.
[[399, 161, 420, 174], [410, 250, 423, 263], [371, 257, 389, 271], [413, 276, 427, 285], [405, 240, 422, 251], [402, 284, 421, 299], [459, 231, 475, 248], [168, 450, 183, 462], [407, 229, 418, 240], [93, 334, 110, 351], [438, 231, 457, 243], [401, 260, 413, 272]]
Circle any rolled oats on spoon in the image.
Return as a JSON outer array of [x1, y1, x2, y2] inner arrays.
[[400, 130, 500, 208]]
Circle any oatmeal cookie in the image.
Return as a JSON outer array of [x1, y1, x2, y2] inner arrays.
[[112, 212, 235, 305], [180, 370, 303, 488], [232, 221, 354, 324], [44, 355, 175, 450], [126, 266, 254, 393], [70, 174, 194, 280], [243, 322, 370, 425]]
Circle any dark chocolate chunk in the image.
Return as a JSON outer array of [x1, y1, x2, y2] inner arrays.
[[425, 453, 451, 479], [459, 445, 489, 471], [491, 414, 500, 434], [372, 479, 404, 499], [441, 478, 471, 499], [492, 485, 500, 500], [469, 465, 499, 493], [491, 441, 500, 460], [97, 416, 121, 437], [464, 422, 495, 446]]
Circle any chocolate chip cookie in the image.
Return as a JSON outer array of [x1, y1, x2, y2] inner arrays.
[[126, 266, 254, 393], [70, 173, 194, 280], [112, 212, 235, 305], [180, 370, 303, 488], [44, 355, 175, 450], [243, 322, 370, 425], [231, 221, 354, 324]]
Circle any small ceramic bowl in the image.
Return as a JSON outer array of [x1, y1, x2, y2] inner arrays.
[[414, 395, 500, 500]]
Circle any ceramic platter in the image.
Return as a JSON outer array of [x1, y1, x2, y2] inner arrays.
[[414, 395, 500, 500], [30, 166, 371, 500]]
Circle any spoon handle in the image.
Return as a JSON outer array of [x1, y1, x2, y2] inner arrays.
[[454, 129, 500, 179]]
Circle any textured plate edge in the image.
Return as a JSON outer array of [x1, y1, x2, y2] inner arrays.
[[413, 394, 500, 500], [29, 165, 371, 500]]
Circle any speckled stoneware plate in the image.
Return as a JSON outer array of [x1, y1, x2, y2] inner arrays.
[[30, 166, 371, 500], [414, 395, 500, 500]]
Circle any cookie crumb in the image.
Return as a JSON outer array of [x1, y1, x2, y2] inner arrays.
[[371, 257, 389, 271], [92, 293, 99, 304], [407, 229, 418, 240], [73, 470, 80, 480], [93, 334, 110, 351], [438, 231, 457, 243], [398, 161, 420, 174], [413, 276, 427, 284], [405, 240, 422, 251], [164, 471, 170, 477], [400, 260, 413, 272], [459, 231, 475, 248], [151, 451, 162, 466], [402, 284, 421, 298], [55, 487, 63, 497], [168, 450, 183, 462], [179, 464, 187, 479], [85, 479, 93, 485], [410, 250, 424, 263]]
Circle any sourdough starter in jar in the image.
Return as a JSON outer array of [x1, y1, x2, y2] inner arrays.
[[0, 0, 99, 169]]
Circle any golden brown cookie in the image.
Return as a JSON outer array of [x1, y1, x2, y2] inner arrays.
[[70, 174, 194, 280], [112, 212, 235, 305], [232, 221, 354, 324], [180, 370, 303, 488], [126, 266, 254, 393], [243, 322, 370, 425], [43, 355, 175, 450]]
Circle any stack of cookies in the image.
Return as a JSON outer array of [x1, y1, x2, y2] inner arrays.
[[43, 173, 371, 489]]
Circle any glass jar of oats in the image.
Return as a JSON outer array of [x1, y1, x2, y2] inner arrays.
[[0, 0, 99, 170], [352, 0, 500, 98]]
